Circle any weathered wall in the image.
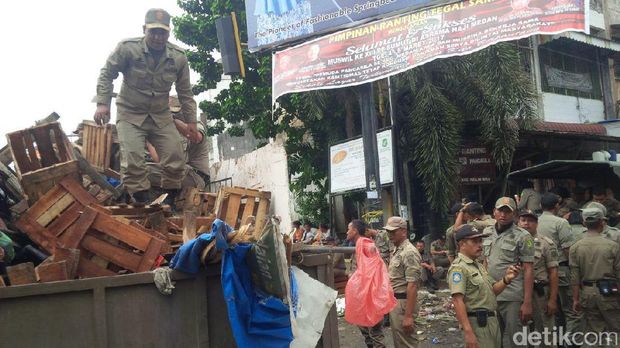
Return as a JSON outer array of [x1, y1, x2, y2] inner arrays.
[[541, 93, 605, 123], [209, 140, 293, 232]]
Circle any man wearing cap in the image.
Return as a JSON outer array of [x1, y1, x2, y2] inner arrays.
[[569, 207, 620, 336], [536, 193, 577, 335], [483, 197, 535, 348], [583, 201, 620, 245], [447, 202, 464, 263], [449, 225, 521, 348], [517, 210, 559, 345], [453, 202, 496, 263], [385, 216, 422, 347], [94, 8, 198, 206]]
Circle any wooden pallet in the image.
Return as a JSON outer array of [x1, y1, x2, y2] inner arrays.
[[15, 177, 167, 278], [6, 122, 79, 203], [81, 121, 113, 173], [214, 187, 271, 233]]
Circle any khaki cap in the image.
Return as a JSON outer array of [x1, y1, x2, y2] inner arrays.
[[455, 225, 490, 242], [583, 201, 607, 217], [518, 209, 538, 221], [383, 216, 407, 231], [495, 197, 516, 211], [145, 8, 171, 31], [581, 207, 606, 222]]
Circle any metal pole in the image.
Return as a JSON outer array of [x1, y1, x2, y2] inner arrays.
[[387, 76, 407, 218]]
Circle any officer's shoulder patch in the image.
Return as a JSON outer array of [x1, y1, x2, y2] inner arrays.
[[541, 235, 555, 246], [452, 271, 463, 284], [167, 42, 186, 54], [120, 37, 142, 44]]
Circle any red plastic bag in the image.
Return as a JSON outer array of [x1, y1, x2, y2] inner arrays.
[[344, 237, 397, 327]]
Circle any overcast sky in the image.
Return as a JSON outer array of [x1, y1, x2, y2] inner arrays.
[[0, 0, 203, 146]]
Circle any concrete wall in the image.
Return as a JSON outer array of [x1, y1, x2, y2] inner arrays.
[[541, 93, 605, 124], [209, 140, 294, 233]]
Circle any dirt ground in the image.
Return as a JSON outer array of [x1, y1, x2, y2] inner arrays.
[[337, 287, 463, 347]]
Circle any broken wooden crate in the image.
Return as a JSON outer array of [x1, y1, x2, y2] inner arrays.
[[15, 176, 167, 279], [81, 121, 113, 173], [214, 187, 271, 234], [6, 122, 79, 203]]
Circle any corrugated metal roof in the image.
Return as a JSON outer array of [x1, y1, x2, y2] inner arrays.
[[508, 160, 620, 179], [552, 32, 620, 52]]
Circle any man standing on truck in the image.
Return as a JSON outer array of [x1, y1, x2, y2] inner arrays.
[[94, 8, 198, 206]]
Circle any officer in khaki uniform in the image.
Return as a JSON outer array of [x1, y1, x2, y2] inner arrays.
[[517, 210, 559, 346], [385, 217, 422, 348], [94, 8, 198, 205], [449, 225, 521, 348], [483, 197, 535, 348], [537, 193, 579, 334], [583, 202, 620, 245], [570, 208, 620, 339]]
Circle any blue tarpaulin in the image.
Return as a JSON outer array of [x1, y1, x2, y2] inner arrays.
[[170, 219, 233, 274], [222, 244, 294, 348]]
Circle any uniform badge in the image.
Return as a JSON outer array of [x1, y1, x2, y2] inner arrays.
[[526, 239, 534, 248], [452, 272, 462, 284]]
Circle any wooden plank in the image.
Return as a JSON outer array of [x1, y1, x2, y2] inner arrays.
[[108, 206, 162, 215], [47, 203, 82, 237], [136, 238, 166, 272], [0, 277, 5, 287], [77, 255, 116, 278], [21, 185, 65, 220], [7, 132, 31, 175], [91, 213, 152, 251], [53, 248, 80, 279], [58, 207, 98, 249], [31, 126, 59, 167], [7, 263, 37, 285], [225, 193, 241, 228], [241, 197, 257, 222], [104, 168, 120, 180], [14, 217, 57, 254], [224, 187, 271, 200], [58, 176, 98, 207], [35, 260, 69, 283], [80, 235, 142, 271], [35, 193, 75, 226], [51, 124, 72, 162], [254, 198, 270, 236]]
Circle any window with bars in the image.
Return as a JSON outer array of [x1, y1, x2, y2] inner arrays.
[[538, 39, 602, 100]]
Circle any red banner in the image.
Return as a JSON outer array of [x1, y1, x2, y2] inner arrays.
[[272, 0, 587, 103]]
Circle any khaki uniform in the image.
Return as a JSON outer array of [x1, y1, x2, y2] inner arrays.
[[374, 230, 393, 266], [388, 239, 422, 348], [569, 234, 620, 337], [446, 225, 457, 259], [531, 234, 559, 345], [447, 216, 495, 260], [483, 223, 535, 348], [518, 188, 542, 212], [558, 197, 580, 217], [537, 211, 578, 334], [448, 253, 502, 348], [430, 239, 450, 268], [96, 37, 197, 193]]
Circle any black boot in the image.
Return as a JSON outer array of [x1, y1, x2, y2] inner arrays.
[[131, 190, 151, 207]]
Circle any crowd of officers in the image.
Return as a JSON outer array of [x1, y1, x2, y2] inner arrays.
[[349, 189, 620, 348]]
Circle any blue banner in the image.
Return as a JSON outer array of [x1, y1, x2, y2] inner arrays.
[[246, 0, 457, 52]]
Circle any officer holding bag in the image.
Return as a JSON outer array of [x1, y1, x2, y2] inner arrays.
[[569, 207, 620, 335], [448, 225, 521, 348]]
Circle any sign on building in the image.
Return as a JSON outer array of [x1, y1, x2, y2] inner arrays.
[[245, 0, 456, 52], [330, 129, 393, 193], [273, 0, 588, 103], [459, 143, 495, 185]]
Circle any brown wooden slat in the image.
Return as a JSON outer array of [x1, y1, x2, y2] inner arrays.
[[136, 238, 166, 272], [225, 193, 241, 228], [80, 235, 142, 271], [58, 208, 98, 249], [35, 260, 69, 283], [224, 187, 271, 200], [91, 213, 152, 251], [77, 255, 116, 278], [58, 176, 98, 207], [241, 197, 257, 222], [31, 126, 59, 167], [53, 247, 80, 279], [36, 193, 75, 226], [47, 203, 83, 237], [7, 132, 31, 174], [14, 217, 57, 254], [52, 125, 70, 162], [7, 263, 37, 285], [21, 185, 65, 220], [254, 198, 270, 236]]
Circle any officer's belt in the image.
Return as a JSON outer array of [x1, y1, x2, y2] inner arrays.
[[467, 310, 496, 317], [394, 293, 407, 299]]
